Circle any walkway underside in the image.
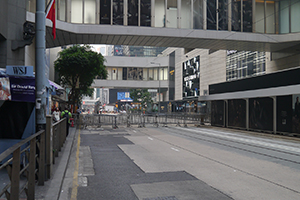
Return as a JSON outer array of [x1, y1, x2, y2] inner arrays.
[[25, 12, 300, 53]]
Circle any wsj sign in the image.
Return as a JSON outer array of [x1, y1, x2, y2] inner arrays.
[[6, 66, 34, 77], [182, 56, 200, 98]]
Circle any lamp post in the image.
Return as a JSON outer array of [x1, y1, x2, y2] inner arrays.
[[150, 62, 161, 113]]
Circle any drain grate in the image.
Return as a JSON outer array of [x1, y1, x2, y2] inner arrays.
[[143, 196, 178, 200]]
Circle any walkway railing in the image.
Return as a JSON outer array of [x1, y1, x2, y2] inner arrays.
[[0, 116, 67, 200]]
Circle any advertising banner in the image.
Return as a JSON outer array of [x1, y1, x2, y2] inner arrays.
[[0, 75, 35, 102], [117, 92, 133, 101], [183, 56, 200, 98]]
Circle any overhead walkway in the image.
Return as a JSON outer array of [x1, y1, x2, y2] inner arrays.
[[26, 12, 300, 53]]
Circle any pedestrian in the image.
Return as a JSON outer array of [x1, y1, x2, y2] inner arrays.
[[61, 107, 72, 136], [52, 107, 61, 122]]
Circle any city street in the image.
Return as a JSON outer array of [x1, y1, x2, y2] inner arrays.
[[59, 125, 300, 200]]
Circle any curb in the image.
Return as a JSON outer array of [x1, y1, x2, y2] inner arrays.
[[34, 127, 77, 200]]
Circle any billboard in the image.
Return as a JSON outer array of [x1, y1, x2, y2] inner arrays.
[[183, 56, 200, 98], [117, 92, 133, 101], [0, 75, 35, 102]]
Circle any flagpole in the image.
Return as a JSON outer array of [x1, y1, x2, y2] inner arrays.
[[36, 0, 47, 131]]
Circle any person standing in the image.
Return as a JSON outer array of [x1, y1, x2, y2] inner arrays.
[[61, 107, 72, 136], [52, 107, 61, 122]]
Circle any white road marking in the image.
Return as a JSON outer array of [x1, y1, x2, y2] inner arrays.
[[148, 137, 153, 141], [171, 147, 179, 152]]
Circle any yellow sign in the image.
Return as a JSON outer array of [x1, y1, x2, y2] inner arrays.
[[169, 70, 174, 75]]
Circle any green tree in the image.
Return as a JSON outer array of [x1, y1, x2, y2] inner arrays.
[[54, 45, 107, 112], [129, 89, 153, 112]]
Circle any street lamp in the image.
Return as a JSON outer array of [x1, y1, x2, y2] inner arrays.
[[150, 62, 161, 113]]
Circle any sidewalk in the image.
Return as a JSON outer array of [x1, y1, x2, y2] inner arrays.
[[35, 127, 77, 200]]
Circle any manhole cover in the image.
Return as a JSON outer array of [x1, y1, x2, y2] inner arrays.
[[143, 196, 178, 200]]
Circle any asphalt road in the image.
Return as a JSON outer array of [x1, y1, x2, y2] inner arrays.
[[61, 125, 300, 200]]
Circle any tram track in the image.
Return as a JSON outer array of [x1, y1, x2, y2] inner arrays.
[[136, 126, 300, 195], [158, 126, 300, 165]]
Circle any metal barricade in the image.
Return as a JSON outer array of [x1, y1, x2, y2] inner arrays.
[[78, 113, 208, 129]]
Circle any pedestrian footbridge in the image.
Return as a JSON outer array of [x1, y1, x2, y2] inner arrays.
[[25, 11, 300, 53]]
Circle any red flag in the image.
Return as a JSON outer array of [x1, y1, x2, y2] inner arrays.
[[46, 0, 56, 39]]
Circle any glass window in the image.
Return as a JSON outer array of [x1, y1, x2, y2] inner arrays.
[[182, 0, 192, 29], [107, 68, 111, 80], [207, 0, 217, 30], [71, 0, 83, 23], [164, 67, 168, 80], [128, 0, 138, 26], [266, 1, 275, 33], [218, 0, 228, 30], [141, 0, 151, 26], [243, 0, 252, 32], [193, 0, 203, 29], [159, 68, 164, 80], [113, 0, 124, 25], [58, 0, 66, 21], [84, 0, 96, 24], [100, 0, 111, 24], [291, 0, 300, 32], [255, 0, 265, 33], [112, 68, 117, 80], [155, 0, 166, 27], [137, 68, 143, 80], [153, 68, 158, 80], [167, 0, 178, 28], [231, 0, 241, 31], [118, 68, 123, 80], [128, 67, 136, 80], [279, 0, 289, 33], [123, 67, 127, 80], [226, 51, 266, 81], [143, 68, 148, 80], [149, 69, 154, 80]]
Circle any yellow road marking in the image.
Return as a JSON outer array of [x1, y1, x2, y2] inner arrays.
[[71, 128, 81, 200]]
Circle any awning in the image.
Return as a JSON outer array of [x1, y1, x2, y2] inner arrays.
[[49, 80, 64, 91]]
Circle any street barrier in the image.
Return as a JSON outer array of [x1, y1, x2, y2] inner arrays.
[[77, 113, 207, 128]]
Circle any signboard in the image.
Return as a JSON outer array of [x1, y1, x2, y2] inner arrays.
[[183, 56, 200, 98], [0, 75, 35, 102], [117, 92, 133, 101], [6, 66, 34, 77]]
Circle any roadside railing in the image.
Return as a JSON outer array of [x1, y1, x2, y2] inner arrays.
[[78, 113, 208, 128], [0, 116, 67, 200]]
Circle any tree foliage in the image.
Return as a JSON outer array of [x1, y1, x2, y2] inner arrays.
[[54, 45, 107, 110], [129, 89, 153, 111]]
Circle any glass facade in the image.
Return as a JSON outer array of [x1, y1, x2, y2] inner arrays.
[[106, 67, 168, 81], [113, 45, 167, 57], [113, 0, 124, 25], [226, 50, 266, 81], [25, 0, 300, 34]]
